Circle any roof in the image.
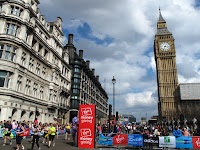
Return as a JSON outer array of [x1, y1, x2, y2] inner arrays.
[[158, 8, 166, 22], [180, 83, 200, 100]]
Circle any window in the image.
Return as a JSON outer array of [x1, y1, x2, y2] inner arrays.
[[28, 57, 34, 71], [39, 86, 43, 99], [25, 79, 31, 94], [73, 89, 79, 94], [74, 78, 80, 83], [0, 71, 12, 88], [0, 4, 2, 11], [21, 52, 26, 65], [71, 100, 78, 108], [16, 75, 22, 91], [10, 6, 23, 17], [49, 89, 52, 101], [51, 72, 54, 81], [0, 44, 16, 61], [74, 68, 80, 73], [6, 23, 19, 36], [73, 85, 79, 88], [33, 83, 38, 96], [74, 74, 80, 78], [53, 90, 57, 102], [55, 73, 58, 83], [36, 63, 40, 75], [42, 67, 46, 78], [44, 49, 48, 59]]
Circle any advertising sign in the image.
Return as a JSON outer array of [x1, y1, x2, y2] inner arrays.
[[128, 134, 143, 146], [159, 136, 176, 148], [98, 134, 113, 145], [78, 105, 95, 149], [143, 137, 159, 144], [176, 137, 193, 149], [192, 137, 200, 149], [113, 134, 128, 145], [20, 129, 30, 136]]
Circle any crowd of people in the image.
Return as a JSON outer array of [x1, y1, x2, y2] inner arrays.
[[0, 119, 79, 150], [97, 122, 197, 138]]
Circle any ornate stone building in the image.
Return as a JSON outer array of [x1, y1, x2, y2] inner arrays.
[[0, 0, 71, 123], [64, 34, 108, 123], [154, 9, 180, 121]]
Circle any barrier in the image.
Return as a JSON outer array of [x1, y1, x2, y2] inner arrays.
[[97, 134, 200, 149]]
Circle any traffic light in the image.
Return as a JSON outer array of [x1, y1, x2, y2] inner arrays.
[[116, 111, 118, 121], [109, 104, 112, 117]]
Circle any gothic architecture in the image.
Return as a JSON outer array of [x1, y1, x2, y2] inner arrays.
[[0, 0, 71, 123], [64, 34, 108, 123], [154, 9, 180, 121]]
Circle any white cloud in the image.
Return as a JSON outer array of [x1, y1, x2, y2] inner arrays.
[[38, 0, 200, 120]]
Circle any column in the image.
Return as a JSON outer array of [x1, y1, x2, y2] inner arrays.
[[18, 25, 27, 41], [0, 19, 6, 34], [10, 71, 18, 91]]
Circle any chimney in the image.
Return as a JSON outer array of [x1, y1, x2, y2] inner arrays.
[[86, 60, 90, 68], [68, 34, 73, 44], [92, 69, 95, 75], [79, 50, 83, 59], [96, 75, 99, 81]]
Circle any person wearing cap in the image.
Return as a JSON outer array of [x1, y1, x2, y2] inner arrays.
[[65, 123, 71, 140]]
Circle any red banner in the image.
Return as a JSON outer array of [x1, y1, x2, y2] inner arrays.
[[78, 105, 95, 149], [113, 134, 128, 145], [20, 129, 30, 136], [192, 137, 200, 149]]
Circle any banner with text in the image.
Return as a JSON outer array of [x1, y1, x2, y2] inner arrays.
[[113, 134, 128, 145], [98, 134, 113, 145], [192, 137, 200, 149], [159, 136, 176, 148], [128, 134, 143, 146], [176, 136, 193, 149], [78, 105, 95, 149]]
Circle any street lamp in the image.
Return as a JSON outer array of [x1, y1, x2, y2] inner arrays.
[[112, 76, 116, 116]]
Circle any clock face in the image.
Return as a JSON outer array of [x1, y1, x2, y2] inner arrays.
[[160, 42, 170, 51]]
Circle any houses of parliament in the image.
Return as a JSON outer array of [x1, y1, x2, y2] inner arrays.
[[154, 9, 200, 122]]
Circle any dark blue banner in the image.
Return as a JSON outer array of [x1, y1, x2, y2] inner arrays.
[[128, 134, 143, 146], [176, 136, 193, 149], [98, 134, 113, 145]]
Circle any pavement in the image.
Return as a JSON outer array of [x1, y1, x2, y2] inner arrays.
[[0, 135, 96, 150]]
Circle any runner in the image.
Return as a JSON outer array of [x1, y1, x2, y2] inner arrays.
[[48, 123, 56, 148], [65, 123, 71, 140], [42, 124, 49, 144], [31, 123, 41, 150], [15, 123, 25, 150], [2, 121, 12, 146]]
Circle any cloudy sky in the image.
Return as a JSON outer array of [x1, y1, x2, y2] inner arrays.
[[38, 0, 200, 121]]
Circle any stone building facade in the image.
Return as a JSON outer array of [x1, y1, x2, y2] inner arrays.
[[0, 0, 71, 123], [64, 34, 108, 123]]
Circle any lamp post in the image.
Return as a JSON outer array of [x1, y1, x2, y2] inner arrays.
[[112, 76, 116, 116]]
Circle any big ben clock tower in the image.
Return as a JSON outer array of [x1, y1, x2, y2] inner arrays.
[[154, 9, 180, 121]]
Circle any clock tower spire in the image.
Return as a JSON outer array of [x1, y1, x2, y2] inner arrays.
[[154, 9, 180, 121]]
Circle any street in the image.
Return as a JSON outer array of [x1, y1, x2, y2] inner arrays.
[[0, 135, 94, 150]]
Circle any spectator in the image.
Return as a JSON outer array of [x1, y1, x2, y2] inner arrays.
[[173, 126, 182, 137]]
